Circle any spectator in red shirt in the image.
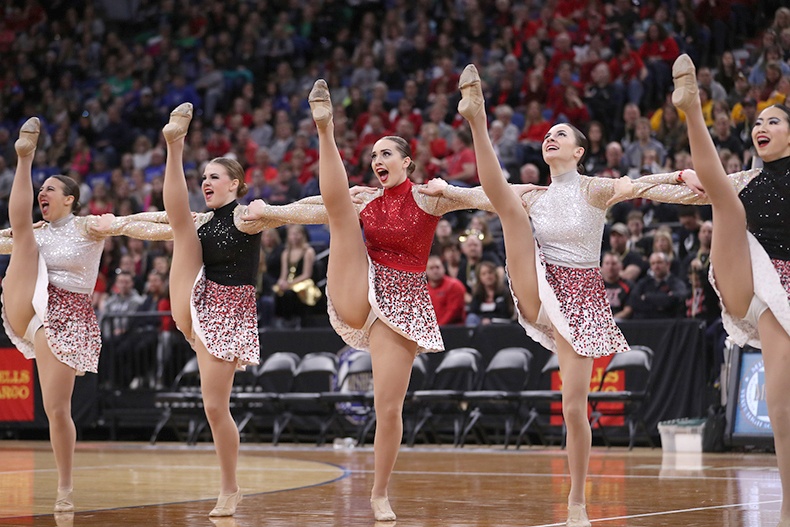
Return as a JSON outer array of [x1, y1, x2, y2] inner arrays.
[[441, 129, 478, 186], [426, 255, 466, 325], [546, 32, 576, 84], [429, 56, 460, 96], [546, 61, 582, 117], [609, 39, 647, 108], [244, 147, 278, 184], [638, 23, 680, 109]]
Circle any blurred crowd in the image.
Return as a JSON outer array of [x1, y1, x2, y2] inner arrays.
[[0, 0, 787, 338]]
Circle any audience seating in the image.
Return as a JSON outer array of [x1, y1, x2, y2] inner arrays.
[[150, 357, 204, 444], [459, 347, 533, 448], [408, 347, 482, 447], [588, 346, 655, 449]]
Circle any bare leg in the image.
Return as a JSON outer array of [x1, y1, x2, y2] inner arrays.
[[162, 104, 203, 335], [368, 321, 418, 520], [309, 81, 370, 328], [759, 310, 790, 523], [458, 65, 542, 322], [672, 54, 753, 317], [4, 118, 41, 335], [556, 333, 594, 525], [194, 341, 239, 496], [34, 330, 77, 496]]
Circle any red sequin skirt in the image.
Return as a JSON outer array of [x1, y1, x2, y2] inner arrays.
[[328, 258, 444, 354], [711, 232, 790, 348], [511, 253, 629, 358], [190, 271, 260, 369], [2, 278, 100, 375]]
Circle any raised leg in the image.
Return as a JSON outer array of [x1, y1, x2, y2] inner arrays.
[[368, 321, 418, 521], [556, 334, 594, 526], [162, 104, 203, 335], [310, 80, 370, 328], [4, 118, 41, 335], [759, 310, 790, 524], [34, 329, 77, 508], [672, 54, 753, 317], [458, 65, 542, 322]]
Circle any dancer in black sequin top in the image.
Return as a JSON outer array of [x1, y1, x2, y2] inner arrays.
[[672, 54, 790, 527]]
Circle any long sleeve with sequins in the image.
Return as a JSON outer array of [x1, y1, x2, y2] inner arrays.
[[233, 200, 330, 235], [583, 169, 761, 208], [412, 183, 541, 216], [80, 212, 175, 241]]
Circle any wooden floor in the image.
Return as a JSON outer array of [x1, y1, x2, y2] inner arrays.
[[0, 440, 782, 527]]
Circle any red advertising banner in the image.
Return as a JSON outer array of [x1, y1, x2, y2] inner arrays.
[[550, 354, 625, 426], [0, 347, 35, 422]]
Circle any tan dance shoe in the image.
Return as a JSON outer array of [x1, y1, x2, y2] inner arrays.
[[458, 64, 484, 121], [566, 503, 592, 527], [53, 487, 74, 513], [308, 79, 332, 130], [15, 117, 40, 158], [370, 496, 396, 521], [209, 488, 242, 517], [671, 54, 699, 112], [162, 103, 194, 144]]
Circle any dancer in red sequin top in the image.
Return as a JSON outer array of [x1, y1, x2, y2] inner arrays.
[[308, 78, 507, 522]]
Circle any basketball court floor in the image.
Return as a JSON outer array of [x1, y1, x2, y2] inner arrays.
[[0, 441, 782, 526]]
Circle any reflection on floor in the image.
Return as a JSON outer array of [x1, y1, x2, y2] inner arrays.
[[0, 441, 782, 527]]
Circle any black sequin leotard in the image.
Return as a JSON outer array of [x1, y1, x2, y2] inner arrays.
[[198, 200, 261, 286], [739, 156, 790, 261]]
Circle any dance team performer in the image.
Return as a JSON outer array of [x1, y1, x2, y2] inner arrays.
[[0, 118, 178, 513], [455, 64, 699, 527], [306, 78, 530, 521], [668, 54, 790, 527], [161, 102, 374, 516]]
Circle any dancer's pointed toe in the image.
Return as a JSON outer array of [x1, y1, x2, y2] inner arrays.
[[566, 503, 591, 527], [209, 488, 242, 517], [308, 79, 333, 129], [458, 64, 484, 121], [15, 117, 40, 157], [53, 487, 74, 513], [671, 54, 699, 112], [162, 103, 193, 143], [370, 496, 396, 521]]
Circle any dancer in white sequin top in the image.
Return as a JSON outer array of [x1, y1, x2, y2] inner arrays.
[[0, 118, 174, 514], [456, 64, 692, 527]]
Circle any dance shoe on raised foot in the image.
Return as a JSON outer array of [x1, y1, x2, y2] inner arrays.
[[370, 496, 397, 521], [15, 117, 40, 158], [671, 54, 699, 112], [54, 487, 74, 513], [209, 488, 243, 517], [308, 79, 333, 129], [458, 64, 484, 121], [162, 103, 194, 144], [566, 503, 592, 527]]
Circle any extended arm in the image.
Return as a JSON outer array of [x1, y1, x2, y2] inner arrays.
[[84, 213, 175, 241], [235, 198, 333, 235]]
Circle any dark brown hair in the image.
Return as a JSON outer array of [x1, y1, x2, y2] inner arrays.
[[209, 157, 248, 197], [563, 123, 589, 174], [764, 103, 790, 124], [52, 175, 81, 213], [380, 135, 416, 175]]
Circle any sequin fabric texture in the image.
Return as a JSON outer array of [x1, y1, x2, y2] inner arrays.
[[328, 260, 443, 354], [198, 201, 261, 286], [775, 259, 790, 302], [739, 157, 790, 260], [191, 273, 260, 368], [543, 263, 629, 358], [45, 284, 101, 373], [35, 214, 104, 294]]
